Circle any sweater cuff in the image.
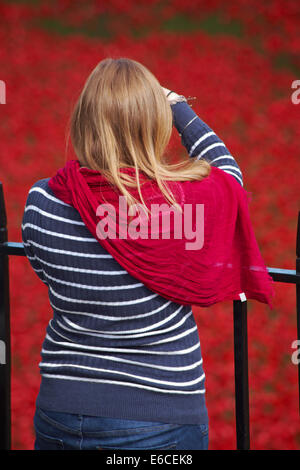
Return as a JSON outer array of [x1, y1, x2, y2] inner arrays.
[[170, 101, 198, 134]]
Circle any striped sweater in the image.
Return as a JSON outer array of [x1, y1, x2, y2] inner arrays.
[[21, 101, 243, 425]]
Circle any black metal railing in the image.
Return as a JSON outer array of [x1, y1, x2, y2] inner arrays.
[[0, 180, 299, 450]]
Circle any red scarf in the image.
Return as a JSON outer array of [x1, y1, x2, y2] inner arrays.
[[48, 159, 275, 309]]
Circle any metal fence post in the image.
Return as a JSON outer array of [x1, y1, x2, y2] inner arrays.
[[0, 182, 11, 450], [296, 211, 300, 415], [233, 299, 250, 450]]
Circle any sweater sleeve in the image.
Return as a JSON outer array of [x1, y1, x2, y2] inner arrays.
[[171, 101, 243, 187], [21, 188, 49, 286]]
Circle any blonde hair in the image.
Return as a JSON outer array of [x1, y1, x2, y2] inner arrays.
[[69, 57, 211, 213]]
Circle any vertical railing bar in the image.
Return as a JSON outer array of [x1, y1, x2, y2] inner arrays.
[[296, 211, 300, 415], [0, 182, 11, 450], [233, 299, 250, 450]]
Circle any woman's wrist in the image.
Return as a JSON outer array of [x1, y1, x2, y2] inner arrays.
[[166, 90, 187, 105], [162, 87, 185, 104], [162, 87, 196, 107], [166, 90, 180, 100]]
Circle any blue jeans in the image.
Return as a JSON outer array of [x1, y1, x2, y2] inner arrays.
[[34, 407, 209, 450]]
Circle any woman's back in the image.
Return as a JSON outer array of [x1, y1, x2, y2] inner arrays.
[[22, 176, 208, 424]]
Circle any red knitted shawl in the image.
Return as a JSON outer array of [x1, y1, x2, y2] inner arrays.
[[48, 159, 275, 309]]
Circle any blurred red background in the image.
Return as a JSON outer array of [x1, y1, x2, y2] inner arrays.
[[0, 0, 299, 450]]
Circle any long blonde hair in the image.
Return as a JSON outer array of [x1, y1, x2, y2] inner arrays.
[[69, 57, 211, 212]]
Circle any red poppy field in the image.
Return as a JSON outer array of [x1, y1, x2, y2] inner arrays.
[[0, 0, 299, 450]]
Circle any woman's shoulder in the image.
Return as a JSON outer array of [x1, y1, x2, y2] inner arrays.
[[209, 165, 244, 189], [28, 177, 51, 192], [25, 177, 70, 210]]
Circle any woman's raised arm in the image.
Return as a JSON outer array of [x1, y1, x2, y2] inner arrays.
[[169, 99, 243, 187]]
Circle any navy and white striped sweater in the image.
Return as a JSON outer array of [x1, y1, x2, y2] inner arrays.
[[21, 101, 243, 425]]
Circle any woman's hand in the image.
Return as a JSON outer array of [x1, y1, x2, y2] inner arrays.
[[162, 87, 180, 102], [162, 87, 195, 107]]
